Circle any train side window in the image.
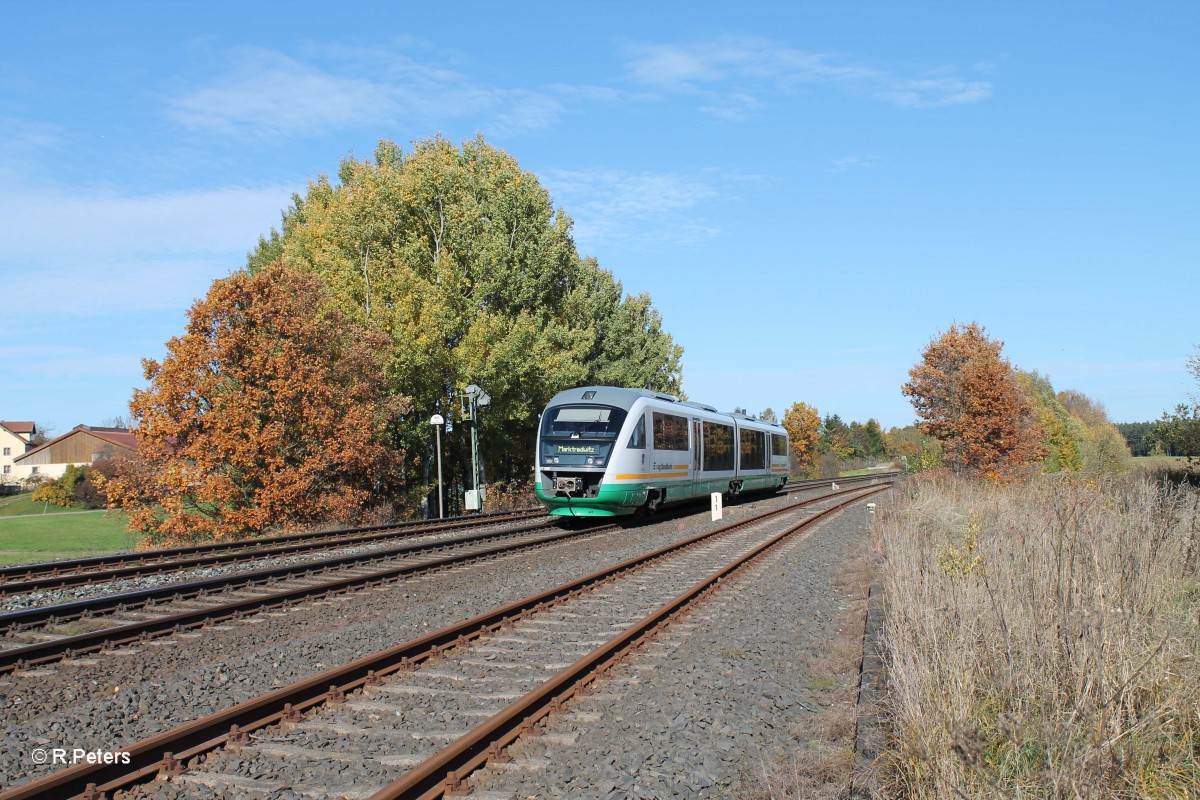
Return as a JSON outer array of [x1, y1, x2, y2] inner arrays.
[[702, 422, 735, 471], [772, 434, 788, 457], [652, 412, 689, 451], [740, 429, 766, 470], [627, 415, 646, 449]]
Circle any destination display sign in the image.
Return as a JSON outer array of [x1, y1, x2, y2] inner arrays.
[[557, 444, 597, 454]]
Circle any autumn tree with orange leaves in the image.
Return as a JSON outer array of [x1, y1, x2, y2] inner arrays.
[[782, 401, 821, 477], [903, 323, 1045, 479], [109, 262, 408, 544]]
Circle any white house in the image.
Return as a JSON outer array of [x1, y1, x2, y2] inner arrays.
[[0, 420, 38, 484]]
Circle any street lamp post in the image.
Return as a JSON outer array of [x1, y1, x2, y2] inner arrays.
[[428, 414, 445, 519]]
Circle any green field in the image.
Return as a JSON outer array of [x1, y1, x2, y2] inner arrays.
[[0, 505, 138, 565], [1133, 456, 1193, 466], [0, 492, 90, 517]]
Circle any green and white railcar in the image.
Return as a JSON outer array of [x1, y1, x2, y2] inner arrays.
[[535, 386, 790, 517]]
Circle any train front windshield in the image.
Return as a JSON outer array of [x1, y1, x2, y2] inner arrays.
[[540, 405, 628, 440]]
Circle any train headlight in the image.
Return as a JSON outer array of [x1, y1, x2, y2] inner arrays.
[[551, 456, 559, 464], [596, 458, 604, 465], [587, 457, 594, 464]]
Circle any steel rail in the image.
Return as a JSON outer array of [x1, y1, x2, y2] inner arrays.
[[0, 508, 543, 584], [781, 471, 899, 494], [372, 485, 892, 800], [0, 523, 595, 673], [0, 519, 558, 633], [0, 510, 546, 597], [0, 474, 895, 590], [0, 476, 895, 631], [1, 485, 805, 671], [0, 482, 893, 800], [0, 484, 873, 672]]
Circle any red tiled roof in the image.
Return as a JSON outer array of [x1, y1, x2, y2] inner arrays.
[[0, 421, 36, 437]]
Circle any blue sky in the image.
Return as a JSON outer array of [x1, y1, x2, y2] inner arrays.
[[2, 1, 1196, 436]]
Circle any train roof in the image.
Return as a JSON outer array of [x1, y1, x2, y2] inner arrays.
[[544, 386, 675, 412], [543, 386, 785, 430]]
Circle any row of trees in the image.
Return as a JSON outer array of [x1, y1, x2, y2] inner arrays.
[[902, 323, 1131, 479], [779, 402, 890, 478], [112, 136, 684, 543], [1116, 346, 1200, 456]]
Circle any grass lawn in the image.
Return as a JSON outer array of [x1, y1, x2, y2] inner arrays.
[[0, 491, 91, 517], [0, 510, 138, 565], [1133, 456, 1192, 466]]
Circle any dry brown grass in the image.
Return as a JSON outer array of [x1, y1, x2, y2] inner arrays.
[[876, 475, 1200, 799]]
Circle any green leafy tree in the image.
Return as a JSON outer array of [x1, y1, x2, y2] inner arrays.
[[249, 135, 683, 495], [820, 414, 854, 459], [1115, 421, 1157, 457], [849, 419, 887, 458], [1150, 405, 1200, 456], [31, 464, 86, 508], [1057, 389, 1131, 475], [1020, 371, 1086, 473]]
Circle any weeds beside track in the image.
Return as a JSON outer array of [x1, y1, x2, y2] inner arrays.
[[876, 475, 1200, 799]]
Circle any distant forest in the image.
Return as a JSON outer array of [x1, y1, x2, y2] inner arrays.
[[1117, 414, 1199, 457]]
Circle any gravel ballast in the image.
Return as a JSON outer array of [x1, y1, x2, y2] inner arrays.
[[0, 491, 837, 789], [467, 495, 881, 799]]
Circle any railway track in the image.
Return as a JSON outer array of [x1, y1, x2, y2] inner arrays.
[[782, 471, 898, 495], [0, 509, 545, 597], [0, 477, 896, 673], [0, 516, 584, 674], [0, 482, 891, 800], [0, 475, 894, 598]]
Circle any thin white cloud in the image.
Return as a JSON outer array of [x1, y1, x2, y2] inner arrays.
[[832, 155, 878, 171], [167, 46, 566, 139], [0, 116, 62, 152], [0, 183, 293, 319], [625, 36, 992, 113], [540, 168, 735, 247], [167, 50, 392, 137]]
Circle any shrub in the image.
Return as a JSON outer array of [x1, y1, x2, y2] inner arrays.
[[483, 480, 537, 513], [31, 464, 89, 508]]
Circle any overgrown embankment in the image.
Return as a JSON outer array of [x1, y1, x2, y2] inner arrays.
[[877, 476, 1200, 798]]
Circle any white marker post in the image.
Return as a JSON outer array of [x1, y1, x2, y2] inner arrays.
[[711, 492, 723, 521]]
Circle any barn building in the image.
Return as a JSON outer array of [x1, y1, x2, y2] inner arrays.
[[12, 425, 138, 481]]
